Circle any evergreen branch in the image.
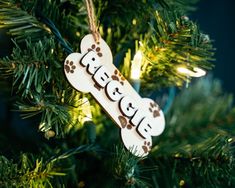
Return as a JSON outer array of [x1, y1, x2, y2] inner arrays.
[[0, 154, 65, 188], [174, 135, 234, 187], [13, 0, 89, 45], [33, 0, 86, 42], [1, 0, 82, 52], [39, 16, 73, 54], [46, 144, 97, 165], [150, 135, 235, 187], [112, 145, 151, 187], [16, 96, 73, 138], [0, 34, 85, 136], [0, 0, 49, 42], [0, 38, 60, 97], [140, 10, 215, 92], [16, 91, 86, 137]]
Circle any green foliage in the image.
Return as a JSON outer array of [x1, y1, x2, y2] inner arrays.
[[0, 154, 65, 188], [148, 77, 235, 187], [0, 38, 68, 136], [31, 0, 88, 46], [0, 142, 96, 188], [0, 38, 60, 96], [12, 0, 89, 46], [140, 10, 214, 93], [0, 0, 49, 42], [112, 146, 149, 187], [151, 135, 235, 188], [0, 37, 85, 137]]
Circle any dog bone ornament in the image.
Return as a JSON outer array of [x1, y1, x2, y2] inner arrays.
[[64, 34, 165, 156]]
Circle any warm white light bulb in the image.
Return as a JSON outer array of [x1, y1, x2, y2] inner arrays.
[[130, 51, 142, 80], [177, 66, 206, 77], [192, 67, 206, 77]]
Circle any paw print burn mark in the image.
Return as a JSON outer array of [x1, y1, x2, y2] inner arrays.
[[65, 60, 76, 73], [118, 115, 127, 128], [127, 124, 133, 130], [88, 44, 103, 57], [149, 102, 160, 118], [142, 141, 151, 154], [111, 70, 125, 85], [118, 115, 133, 129]]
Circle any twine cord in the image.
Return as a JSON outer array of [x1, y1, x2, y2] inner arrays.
[[85, 0, 100, 43]]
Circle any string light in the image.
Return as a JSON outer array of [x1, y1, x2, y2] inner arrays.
[[130, 50, 143, 80], [177, 66, 206, 77]]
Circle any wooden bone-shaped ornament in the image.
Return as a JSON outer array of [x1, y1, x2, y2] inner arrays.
[[64, 34, 165, 157]]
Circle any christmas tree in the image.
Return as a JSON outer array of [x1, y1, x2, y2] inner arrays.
[[0, 0, 235, 187]]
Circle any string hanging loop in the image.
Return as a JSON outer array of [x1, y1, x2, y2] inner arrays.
[[85, 0, 100, 43]]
